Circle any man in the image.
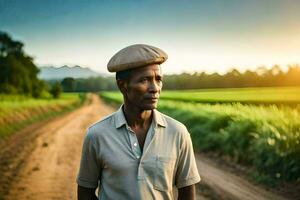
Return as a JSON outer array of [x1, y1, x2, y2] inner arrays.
[[77, 44, 200, 200]]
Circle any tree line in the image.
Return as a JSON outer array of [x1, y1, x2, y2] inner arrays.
[[59, 77, 117, 92], [163, 65, 300, 90], [1, 31, 299, 95], [59, 65, 300, 92]]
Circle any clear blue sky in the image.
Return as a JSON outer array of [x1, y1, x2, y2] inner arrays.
[[1, 0, 299, 74]]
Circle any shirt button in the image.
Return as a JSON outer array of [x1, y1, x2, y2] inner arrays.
[[133, 142, 137, 147], [136, 156, 140, 159]]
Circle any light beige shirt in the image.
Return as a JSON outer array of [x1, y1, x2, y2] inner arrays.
[[77, 106, 200, 200]]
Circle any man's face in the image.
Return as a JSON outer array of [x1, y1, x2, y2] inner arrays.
[[121, 64, 163, 111]]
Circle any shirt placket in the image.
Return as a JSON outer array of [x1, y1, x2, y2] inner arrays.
[[127, 127, 142, 160], [126, 127, 144, 181], [125, 121, 154, 181]]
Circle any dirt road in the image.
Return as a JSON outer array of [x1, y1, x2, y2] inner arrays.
[[3, 94, 114, 200], [196, 155, 288, 200], [1, 94, 289, 200]]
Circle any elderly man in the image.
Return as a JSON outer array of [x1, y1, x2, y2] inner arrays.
[[77, 44, 200, 200]]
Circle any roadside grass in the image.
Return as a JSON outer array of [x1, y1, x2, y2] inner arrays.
[[158, 101, 300, 185], [99, 89, 300, 185], [0, 93, 86, 139]]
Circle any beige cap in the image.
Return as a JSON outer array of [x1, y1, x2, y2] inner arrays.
[[107, 44, 168, 72]]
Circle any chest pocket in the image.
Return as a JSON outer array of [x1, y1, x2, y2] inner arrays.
[[153, 156, 176, 191]]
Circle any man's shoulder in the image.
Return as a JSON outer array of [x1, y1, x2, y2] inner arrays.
[[156, 110, 188, 133], [87, 111, 117, 133]]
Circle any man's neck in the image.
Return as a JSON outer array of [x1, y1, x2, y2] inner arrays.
[[123, 104, 153, 129]]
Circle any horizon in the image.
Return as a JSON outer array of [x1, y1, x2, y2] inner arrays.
[[1, 0, 299, 75], [38, 63, 296, 77]]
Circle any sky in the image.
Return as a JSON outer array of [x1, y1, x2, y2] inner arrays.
[[0, 0, 300, 75]]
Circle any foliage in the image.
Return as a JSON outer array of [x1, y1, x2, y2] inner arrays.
[[40, 63, 300, 94], [32, 79, 47, 98], [158, 101, 300, 183], [61, 77, 75, 92], [46, 65, 300, 93], [163, 65, 300, 90], [0, 31, 45, 97], [47, 76, 118, 92], [50, 82, 62, 98], [100, 90, 300, 184]]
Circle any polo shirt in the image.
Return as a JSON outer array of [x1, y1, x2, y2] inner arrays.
[[76, 106, 200, 200]]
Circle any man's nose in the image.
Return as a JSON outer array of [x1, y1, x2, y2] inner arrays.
[[148, 81, 160, 93]]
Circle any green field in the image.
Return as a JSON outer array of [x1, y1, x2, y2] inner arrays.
[[0, 93, 86, 139], [100, 87, 300, 185], [159, 87, 300, 105], [101, 86, 300, 105]]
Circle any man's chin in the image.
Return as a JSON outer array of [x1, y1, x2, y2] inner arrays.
[[143, 103, 158, 110]]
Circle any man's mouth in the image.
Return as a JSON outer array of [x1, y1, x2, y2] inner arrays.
[[145, 97, 159, 101]]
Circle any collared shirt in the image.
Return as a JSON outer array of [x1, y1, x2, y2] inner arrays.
[[126, 116, 154, 160], [77, 106, 200, 200]]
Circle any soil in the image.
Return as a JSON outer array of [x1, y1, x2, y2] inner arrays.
[[195, 154, 290, 200], [0, 94, 114, 200], [0, 94, 295, 200]]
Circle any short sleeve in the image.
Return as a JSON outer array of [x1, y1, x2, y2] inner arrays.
[[175, 127, 201, 188], [76, 128, 101, 188]]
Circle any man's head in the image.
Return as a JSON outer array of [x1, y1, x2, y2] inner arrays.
[[107, 44, 167, 111], [117, 64, 163, 110]]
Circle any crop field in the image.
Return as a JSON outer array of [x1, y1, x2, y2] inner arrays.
[[100, 87, 300, 184], [159, 87, 300, 105], [100, 86, 300, 105], [0, 93, 85, 139]]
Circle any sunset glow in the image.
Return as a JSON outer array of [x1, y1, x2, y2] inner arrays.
[[0, 0, 299, 75]]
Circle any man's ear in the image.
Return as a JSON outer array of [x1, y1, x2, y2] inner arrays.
[[117, 79, 128, 95]]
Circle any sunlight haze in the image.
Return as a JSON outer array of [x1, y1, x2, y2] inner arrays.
[[0, 0, 299, 75]]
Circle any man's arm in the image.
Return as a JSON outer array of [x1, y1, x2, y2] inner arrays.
[[77, 185, 98, 200], [178, 184, 196, 200]]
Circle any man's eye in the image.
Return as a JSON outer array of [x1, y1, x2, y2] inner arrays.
[[140, 78, 148, 82]]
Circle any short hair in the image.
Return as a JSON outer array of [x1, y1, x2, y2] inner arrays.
[[116, 68, 132, 81], [115, 64, 162, 81]]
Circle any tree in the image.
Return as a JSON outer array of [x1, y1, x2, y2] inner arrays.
[[61, 77, 75, 92], [0, 31, 45, 97], [49, 82, 62, 99], [0, 32, 24, 57]]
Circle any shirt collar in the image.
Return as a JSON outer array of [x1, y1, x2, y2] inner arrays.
[[114, 105, 127, 128], [153, 109, 166, 128], [114, 105, 166, 129]]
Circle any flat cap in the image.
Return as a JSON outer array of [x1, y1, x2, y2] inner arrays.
[[107, 44, 168, 72]]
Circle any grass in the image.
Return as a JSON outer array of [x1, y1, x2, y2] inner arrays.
[[158, 101, 300, 183], [0, 93, 86, 139], [99, 88, 300, 185], [159, 87, 300, 105]]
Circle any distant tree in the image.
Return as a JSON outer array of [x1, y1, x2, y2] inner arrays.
[[0, 31, 44, 97], [162, 65, 300, 90], [50, 82, 62, 98], [32, 80, 47, 98], [0, 32, 24, 56], [285, 64, 300, 86], [270, 65, 283, 76], [47, 65, 300, 91], [61, 77, 75, 92]]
